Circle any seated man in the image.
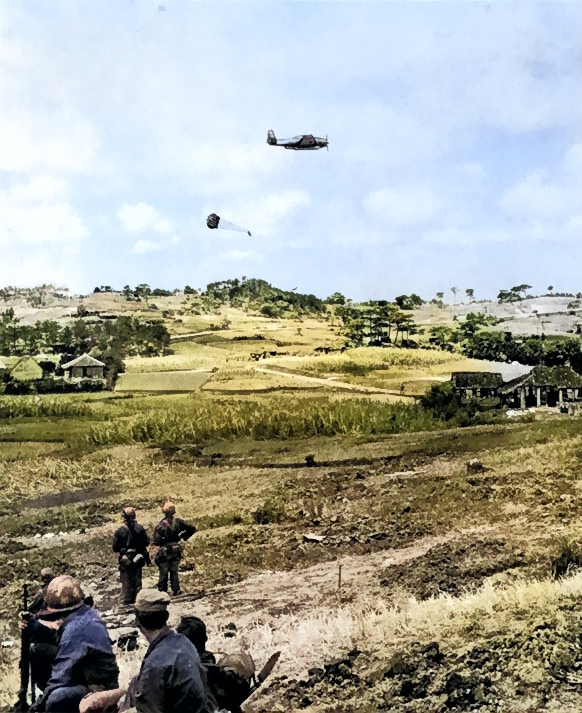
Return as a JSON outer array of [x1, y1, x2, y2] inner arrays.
[[122, 589, 209, 713], [32, 575, 119, 713]]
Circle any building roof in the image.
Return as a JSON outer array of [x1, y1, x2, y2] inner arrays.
[[451, 372, 504, 388], [498, 365, 582, 394], [9, 355, 43, 381], [0, 358, 6, 370], [61, 353, 106, 369]]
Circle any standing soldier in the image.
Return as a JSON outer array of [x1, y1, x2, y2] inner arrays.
[[112, 507, 150, 606], [13, 569, 58, 711], [153, 501, 196, 596]]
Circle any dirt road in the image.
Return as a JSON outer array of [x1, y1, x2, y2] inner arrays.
[[252, 366, 413, 400]]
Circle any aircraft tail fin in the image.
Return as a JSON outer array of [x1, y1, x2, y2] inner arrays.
[[267, 130, 277, 145]]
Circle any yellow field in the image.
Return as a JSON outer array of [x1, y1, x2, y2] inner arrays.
[[115, 369, 213, 392]]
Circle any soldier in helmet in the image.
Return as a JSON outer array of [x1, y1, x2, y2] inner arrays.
[[112, 507, 150, 606], [13, 569, 59, 711], [152, 501, 196, 596], [32, 575, 119, 713], [177, 616, 256, 713]]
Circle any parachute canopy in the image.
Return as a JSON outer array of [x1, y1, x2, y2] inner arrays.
[[207, 213, 251, 237]]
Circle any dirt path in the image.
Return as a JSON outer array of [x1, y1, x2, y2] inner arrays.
[[252, 366, 413, 400], [169, 331, 213, 342], [173, 526, 496, 628]]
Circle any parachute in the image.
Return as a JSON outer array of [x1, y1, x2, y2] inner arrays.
[[207, 213, 251, 237]]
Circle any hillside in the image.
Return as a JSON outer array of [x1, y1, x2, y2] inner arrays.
[[414, 295, 582, 337], [1, 284, 582, 712]]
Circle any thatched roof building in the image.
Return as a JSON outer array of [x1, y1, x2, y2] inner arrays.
[[61, 353, 105, 380]]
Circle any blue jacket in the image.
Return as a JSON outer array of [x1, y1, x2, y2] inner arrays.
[[38, 605, 118, 707], [132, 627, 209, 713]]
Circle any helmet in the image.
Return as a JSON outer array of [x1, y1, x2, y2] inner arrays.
[[42, 575, 85, 615], [162, 501, 176, 516], [217, 652, 256, 681], [122, 506, 136, 520], [40, 567, 54, 583]]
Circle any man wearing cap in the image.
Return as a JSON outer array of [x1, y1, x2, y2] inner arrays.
[[112, 507, 151, 606], [124, 588, 209, 713], [32, 575, 119, 713], [153, 501, 196, 596]]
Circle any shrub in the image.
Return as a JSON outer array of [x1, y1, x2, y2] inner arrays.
[[421, 383, 503, 427]]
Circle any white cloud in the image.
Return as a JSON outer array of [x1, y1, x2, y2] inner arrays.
[[218, 250, 255, 260], [132, 240, 165, 254], [499, 171, 580, 222], [0, 175, 88, 288], [363, 186, 442, 227], [0, 112, 98, 175], [456, 162, 486, 179], [562, 143, 582, 176], [118, 203, 173, 234], [221, 190, 312, 236], [0, 176, 89, 248], [424, 227, 515, 246]]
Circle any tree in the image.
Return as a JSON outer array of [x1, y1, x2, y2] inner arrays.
[[134, 284, 151, 302], [122, 285, 133, 301], [436, 292, 444, 300], [548, 285, 554, 295], [451, 287, 458, 304], [497, 289, 522, 303], [512, 284, 532, 299], [325, 292, 346, 305], [465, 288, 474, 302], [394, 294, 424, 310], [184, 285, 195, 295]]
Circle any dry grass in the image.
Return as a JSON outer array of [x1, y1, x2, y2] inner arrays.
[[115, 370, 212, 392], [107, 571, 582, 703]]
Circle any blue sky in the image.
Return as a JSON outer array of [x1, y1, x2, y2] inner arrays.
[[1, 1, 581, 301]]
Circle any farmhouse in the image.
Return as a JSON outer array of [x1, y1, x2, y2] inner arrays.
[[451, 372, 504, 398], [498, 365, 582, 409], [3, 355, 44, 381], [451, 366, 582, 409], [61, 353, 106, 380]]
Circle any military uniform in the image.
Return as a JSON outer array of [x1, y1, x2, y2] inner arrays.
[[124, 589, 209, 713], [153, 508, 196, 595], [14, 571, 58, 710], [176, 617, 253, 713], [112, 512, 150, 605], [33, 576, 119, 713]]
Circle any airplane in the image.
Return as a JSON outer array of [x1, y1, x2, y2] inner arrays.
[[267, 130, 328, 151]]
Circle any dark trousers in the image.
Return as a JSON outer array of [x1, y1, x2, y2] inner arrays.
[[156, 557, 181, 595], [119, 564, 143, 605], [45, 685, 89, 712]]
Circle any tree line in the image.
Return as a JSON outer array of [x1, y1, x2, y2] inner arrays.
[[0, 309, 171, 388]]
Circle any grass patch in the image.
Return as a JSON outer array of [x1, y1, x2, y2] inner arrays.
[[115, 370, 212, 392], [80, 396, 445, 448], [0, 396, 94, 419], [276, 347, 462, 376]]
